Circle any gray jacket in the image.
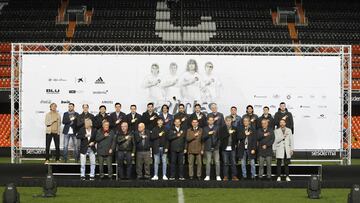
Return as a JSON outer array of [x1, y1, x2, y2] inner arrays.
[[95, 129, 116, 156], [274, 127, 294, 159]]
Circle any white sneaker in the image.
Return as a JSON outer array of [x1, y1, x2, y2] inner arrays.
[[151, 176, 158, 180], [162, 175, 168, 180], [216, 176, 222, 181], [204, 176, 210, 181], [277, 177, 281, 182], [286, 176, 291, 182]]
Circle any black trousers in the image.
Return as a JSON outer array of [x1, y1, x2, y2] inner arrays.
[[170, 151, 184, 178], [276, 152, 290, 177], [45, 133, 60, 161], [117, 151, 133, 179]]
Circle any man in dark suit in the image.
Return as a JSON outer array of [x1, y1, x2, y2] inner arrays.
[[242, 105, 258, 130], [141, 102, 158, 132], [159, 104, 174, 130], [208, 103, 225, 127], [168, 118, 187, 180], [109, 103, 126, 132], [126, 104, 142, 132], [76, 104, 94, 130], [189, 103, 207, 128], [62, 103, 80, 162], [274, 102, 294, 133], [115, 121, 135, 180], [257, 106, 275, 130], [174, 104, 189, 129]]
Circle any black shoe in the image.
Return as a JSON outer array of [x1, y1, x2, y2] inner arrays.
[[144, 175, 151, 180], [80, 177, 86, 181], [100, 175, 105, 179], [189, 176, 194, 180]]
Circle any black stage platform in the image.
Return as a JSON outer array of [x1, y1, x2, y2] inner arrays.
[[0, 163, 359, 188]]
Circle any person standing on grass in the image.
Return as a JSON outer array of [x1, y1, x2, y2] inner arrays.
[[168, 118, 187, 180], [257, 119, 275, 180], [77, 118, 97, 181], [202, 115, 221, 181], [45, 103, 61, 164], [62, 103, 79, 163], [238, 116, 257, 180], [151, 118, 169, 180], [134, 123, 152, 179], [274, 119, 294, 182], [95, 120, 116, 179], [115, 122, 135, 180], [186, 118, 203, 180], [219, 116, 239, 181]]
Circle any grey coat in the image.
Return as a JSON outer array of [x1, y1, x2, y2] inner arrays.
[[95, 129, 116, 156], [273, 127, 294, 159]]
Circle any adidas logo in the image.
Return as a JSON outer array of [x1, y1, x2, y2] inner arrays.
[[95, 77, 105, 84]]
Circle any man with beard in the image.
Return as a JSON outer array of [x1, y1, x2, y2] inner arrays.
[[141, 102, 158, 132], [189, 104, 207, 128], [174, 104, 189, 129], [274, 102, 294, 133]]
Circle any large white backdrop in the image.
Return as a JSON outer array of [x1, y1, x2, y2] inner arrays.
[[21, 54, 341, 150]]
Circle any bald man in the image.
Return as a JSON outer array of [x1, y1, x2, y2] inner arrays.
[[134, 123, 152, 179]]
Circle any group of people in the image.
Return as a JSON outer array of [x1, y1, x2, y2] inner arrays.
[[45, 101, 294, 182]]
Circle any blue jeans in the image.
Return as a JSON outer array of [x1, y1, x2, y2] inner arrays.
[[63, 133, 78, 161], [222, 150, 237, 177], [154, 147, 167, 177], [241, 150, 255, 178], [80, 148, 96, 178]]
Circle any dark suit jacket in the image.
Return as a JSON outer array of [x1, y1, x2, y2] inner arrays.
[[158, 113, 174, 130], [109, 111, 127, 130], [208, 112, 225, 127], [151, 126, 169, 154], [141, 111, 158, 131], [62, 111, 79, 134], [76, 127, 97, 154], [93, 113, 111, 130], [237, 126, 257, 159], [126, 112, 142, 132], [257, 128, 275, 157], [174, 112, 189, 129], [168, 126, 187, 152], [219, 125, 238, 152], [189, 112, 207, 128], [202, 125, 220, 151], [134, 130, 152, 151]]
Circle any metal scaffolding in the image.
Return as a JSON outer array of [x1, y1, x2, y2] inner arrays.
[[10, 43, 352, 164]]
